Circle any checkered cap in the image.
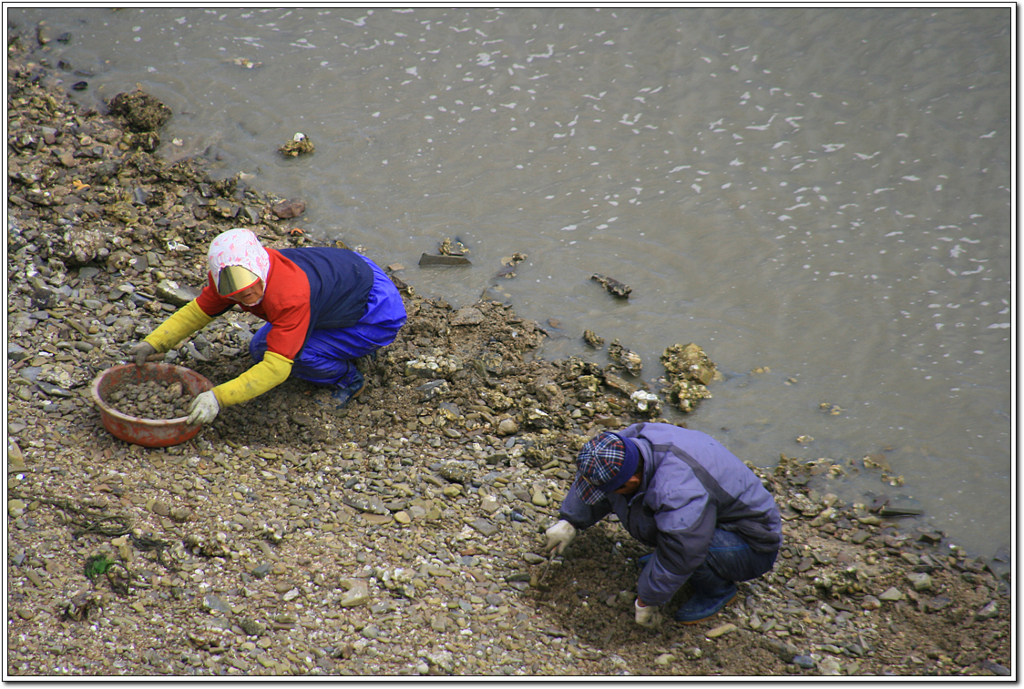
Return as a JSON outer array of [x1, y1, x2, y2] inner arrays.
[[571, 432, 640, 505]]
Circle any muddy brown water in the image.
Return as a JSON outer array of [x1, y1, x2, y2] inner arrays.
[[8, 6, 1012, 556]]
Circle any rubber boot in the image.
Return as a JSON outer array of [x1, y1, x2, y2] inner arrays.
[[674, 564, 738, 624], [331, 369, 365, 409]]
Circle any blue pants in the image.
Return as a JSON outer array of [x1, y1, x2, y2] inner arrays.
[[249, 259, 406, 388], [689, 528, 778, 595]]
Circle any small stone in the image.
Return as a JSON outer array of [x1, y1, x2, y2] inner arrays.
[[470, 518, 498, 537], [974, 601, 999, 621], [906, 572, 932, 591], [339, 579, 371, 607], [203, 594, 232, 614], [980, 660, 1011, 676], [271, 199, 306, 218], [900, 551, 920, 566], [8, 442, 25, 468], [654, 653, 675, 666], [793, 655, 816, 669], [818, 657, 843, 675], [861, 595, 881, 610], [169, 507, 192, 522], [496, 418, 519, 436], [878, 587, 903, 602], [706, 623, 737, 638]]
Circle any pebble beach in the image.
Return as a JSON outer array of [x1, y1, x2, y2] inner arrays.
[[5, 28, 1013, 678]]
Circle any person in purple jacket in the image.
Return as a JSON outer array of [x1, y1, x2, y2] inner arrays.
[[545, 423, 782, 627]]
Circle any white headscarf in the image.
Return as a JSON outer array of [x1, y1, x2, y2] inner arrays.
[[207, 228, 271, 297]]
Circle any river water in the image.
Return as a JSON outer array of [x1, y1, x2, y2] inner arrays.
[[9, 6, 1013, 557]]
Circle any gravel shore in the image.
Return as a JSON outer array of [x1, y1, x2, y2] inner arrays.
[[5, 27, 1012, 678]]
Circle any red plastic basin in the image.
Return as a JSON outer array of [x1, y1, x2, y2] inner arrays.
[[91, 363, 214, 448]]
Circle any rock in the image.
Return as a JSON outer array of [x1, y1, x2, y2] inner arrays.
[[497, 418, 519, 436], [339, 579, 370, 607], [451, 307, 485, 325], [203, 594, 232, 614], [878, 587, 903, 602], [155, 279, 199, 307], [469, 518, 498, 537], [906, 572, 933, 591], [974, 601, 999, 621], [818, 657, 843, 675], [706, 623, 737, 638], [980, 660, 1011, 676], [419, 253, 471, 266], [861, 595, 882, 610], [272, 199, 306, 218]]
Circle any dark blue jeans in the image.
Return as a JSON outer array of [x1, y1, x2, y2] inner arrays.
[[689, 527, 779, 596]]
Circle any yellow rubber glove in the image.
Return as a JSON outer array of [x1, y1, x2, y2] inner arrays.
[[143, 300, 216, 353], [212, 350, 293, 407]]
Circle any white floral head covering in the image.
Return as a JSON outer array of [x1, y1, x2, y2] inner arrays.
[[207, 228, 270, 297]]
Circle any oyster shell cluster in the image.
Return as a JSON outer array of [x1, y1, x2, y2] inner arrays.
[[590, 273, 632, 298], [608, 339, 643, 376], [279, 132, 315, 157], [660, 342, 717, 413], [403, 352, 464, 378]]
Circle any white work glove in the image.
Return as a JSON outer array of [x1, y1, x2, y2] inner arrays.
[[635, 599, 665, 629], [187, 390, 220, 425], [129, 341, 158, 366], [544, 519, 577, 555]]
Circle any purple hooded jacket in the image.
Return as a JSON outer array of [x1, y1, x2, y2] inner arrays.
[[558, 422, 782, 607]]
